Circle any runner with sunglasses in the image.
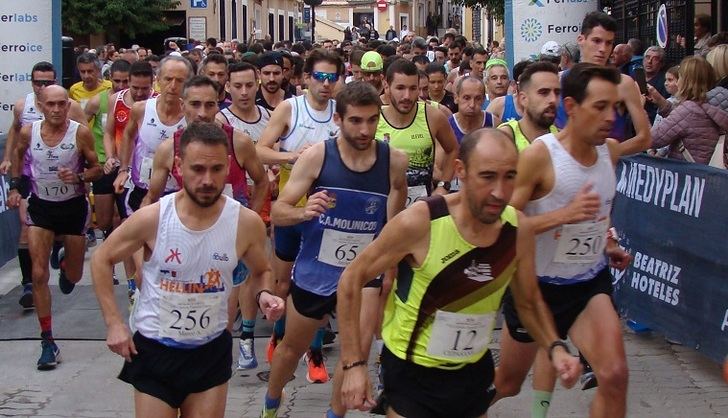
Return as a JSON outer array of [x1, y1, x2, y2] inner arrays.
[[256, 49, 343, 385]]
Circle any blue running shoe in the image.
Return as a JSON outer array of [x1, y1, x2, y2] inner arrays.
[[237, 338, 258, 370], [37, 339, 60, 370]]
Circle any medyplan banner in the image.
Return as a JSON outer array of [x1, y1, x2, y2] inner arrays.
[[611, 155, 728, 363]]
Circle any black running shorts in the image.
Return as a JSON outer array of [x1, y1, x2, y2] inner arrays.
[[92, 169, 116, 195], [118, 330, 233, 408], [17, 175, 31, 199], [27, 194, 89, 236], [503, 267, 614, 343], [290, 281, 337, 320], [381, 346, 495, 418]]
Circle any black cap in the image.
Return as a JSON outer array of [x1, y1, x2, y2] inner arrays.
[[257, 52, 284, 69]]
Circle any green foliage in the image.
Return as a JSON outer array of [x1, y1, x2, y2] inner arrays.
[[450, 0, 505, 22], [62, 0, 181, 37]]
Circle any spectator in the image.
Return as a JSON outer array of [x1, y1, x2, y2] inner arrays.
[[651, 56, 728, 165], [706, 44, 728, 112], [385, 25, 397, 41], [624, 38, 643, 77], [644, 46, 670, 123], [694, 14, 713, 56], [560, 42, 579, 72], [611, 44, 632, 72], [648, 65, 679, 129]]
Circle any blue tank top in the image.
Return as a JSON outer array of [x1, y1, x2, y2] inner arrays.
[[448, 112, 494, 143], [502, 95, 521, 122], [293, 139, 391, 296]]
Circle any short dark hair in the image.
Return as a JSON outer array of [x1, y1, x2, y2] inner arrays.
[[448, 43, 462, 51], [350, 49, 366, 66], [518, 61, 559, 89], [425, 63, 447, 77], [627, 38, 644, 56], [458, 128, 515, 165], [206, 37, 218, 47], [179, 122, 228, 158], [249, 43, 265, 54], [385, 58, 418, 84], [376, 44, 397, 58], [109, 59, 132, 76], [472, 47, 487, 57], [442, 33, 455, 42], [695, 13, 711, 31], [228, 61, 258, 78], [412, 55, 430, 66], [291, 43, 306, 56], [202, 53, 228, 69], [581, 11, 617, 36], [31, 61, 56, 79], [129, 61, 154, 82], [303, 48, 343, 75], [562, 62, 620, 104], [236, 43, 248, 54], [434, 46, 448, 55], [182, 75, 221, 99], [145, 54, 161, 64], [335, 81, 382, 117], [76, 52, 100, 69], [512, 60, 533, 85]]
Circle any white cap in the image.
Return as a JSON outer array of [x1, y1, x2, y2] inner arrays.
[[169, 51, 182, 57], [540, 41, 561, 56], [195, 45, 205, 50], [131, 44, 140, 51]]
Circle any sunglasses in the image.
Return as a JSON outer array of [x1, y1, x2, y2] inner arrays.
[[311, 71, 340, 83], [32, 80, 55, 87]]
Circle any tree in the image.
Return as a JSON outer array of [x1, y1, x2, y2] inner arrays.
[[63, 0, 181, 38], [450, 0, 505, 23]]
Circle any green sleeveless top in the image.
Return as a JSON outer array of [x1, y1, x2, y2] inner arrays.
[[376, 101, 434, 187], [382, 195, 519, 369], [500, 119, 558, 152], [92, 89, 108, 163]]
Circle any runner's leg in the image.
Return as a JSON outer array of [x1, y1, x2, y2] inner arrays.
[[133, 391, 177, 418], [179, 382, 228, 418]]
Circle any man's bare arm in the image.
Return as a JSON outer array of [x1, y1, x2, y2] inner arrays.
[[234, 131, 268, 213], [141, 138, 173, 207], [616, 75, 651, 156], [387, 149, 409, 221], [77, 125, 102, 182], [255, 101, 296, 165], [269, 143, 325, 226]]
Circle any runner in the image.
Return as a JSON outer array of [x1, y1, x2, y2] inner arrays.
[[335, 128, 581, 417], [260, 81, 408, 418], [376, 58, 458, 206], [199, 53, 232, 109], [482, 59, 512, 115], [555, 11, 651, 155], [360, 51, 385, 95], [91, 122, 284, 418], [216, 62, 276, 370], [256, 52, 293, 111], [0, 62, 86, 310], [69, 52, 113, 111], [494, 63, 631, 418], [7, 85, 102, 370], [498, 61, 560, 151], [425, 63, 458, 113], [256, 49, 342, 382], [84, 59, 131, 246], [448, 76, 496, 144]]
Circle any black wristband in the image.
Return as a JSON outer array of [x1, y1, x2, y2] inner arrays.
[[9, 177, 20, 191], [255, 289, 273, 309], [342, 360, 367, 371], [548, 340, 572, 361]]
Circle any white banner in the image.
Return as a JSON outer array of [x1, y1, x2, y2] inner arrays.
[[0, 1, 57, 134], [506, 0, 597, 66]]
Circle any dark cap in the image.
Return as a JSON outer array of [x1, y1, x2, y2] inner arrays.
[[257, 52, 284, 69]]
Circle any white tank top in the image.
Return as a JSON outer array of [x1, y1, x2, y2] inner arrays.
[[29, 120, 84, 202], [219, 105, 270, 143], [134, 193, 240, 347], [130, 98, 186, 189], [279, 94, 339, 153], [21, 93, 44, 127], [524, 133, 615, 285]]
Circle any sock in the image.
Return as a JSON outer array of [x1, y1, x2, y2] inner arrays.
[[241, 319, 256, 340], [18, 247, 32, 286], [326, 409, 343, 418], [310, 327, 325, 351], [531, 390, 552, 418], [273, 317, 285, 340], [39, 316, 53, 340], [264, 393, 281, 410]]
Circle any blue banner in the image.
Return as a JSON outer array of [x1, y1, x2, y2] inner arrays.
[[611, 155, 728, 363], [0, 133, 21, 268]]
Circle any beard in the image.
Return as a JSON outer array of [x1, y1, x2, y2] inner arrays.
[[183, 182, 223, 208], [466, 188, 506, 225], [391, 97, 414, 115], [528, 106, 556, 129], [263, 82, 280, 94]]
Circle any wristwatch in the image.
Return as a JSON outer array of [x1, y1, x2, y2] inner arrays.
[[77, 172, 86, 183], [436, 180, 451, 191]]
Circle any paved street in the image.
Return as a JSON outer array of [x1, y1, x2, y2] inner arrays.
[[0, 247, 726, 417]]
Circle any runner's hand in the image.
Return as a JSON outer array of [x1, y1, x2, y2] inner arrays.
[[563, 183, 600, 223], [341, 365, 376, 411], [302, 190, 331, 221], [0, 160, 10, 175], [259, 292, 285, 321], [552, 349, 582, 389], [58, 167, 79, 184], [607, 246, 632, 270], [107, 322, 137, 362], [7, 189, 21, 208], [113, 171, 128, 194], [104, 158, 118, 175]]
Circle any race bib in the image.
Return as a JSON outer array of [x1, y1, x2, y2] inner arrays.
[[317, 229, 374, 267], [427, 310, 495, 359], [406, 185, 428, 207], [37, 179, 74, 200], [140, 157, 153, 183], [79, 99, 89, 110], [101, 113, 108, 128], [553, 219, 608, 264], [158, 291, 224, 340]]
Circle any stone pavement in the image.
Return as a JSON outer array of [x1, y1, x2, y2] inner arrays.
[[0, 248, 727, 417]]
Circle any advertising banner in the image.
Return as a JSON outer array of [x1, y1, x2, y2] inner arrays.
[[0, 133, 20, 268]]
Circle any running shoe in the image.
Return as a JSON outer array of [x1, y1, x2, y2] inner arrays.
[[37, 339, 60, 370], [112, 271, 119, 286], [259, 392, 284, 418], [266, 334, 279, 364], [580, 371, 598, 390], [237, 338, 258, 370], [304, 349, 329, 384], [50, 244, 62, 269], [86, 229, 97, 248], [58, 263, 75, 295], [323, 325, 336, 346], [18, 284, 34, 310]]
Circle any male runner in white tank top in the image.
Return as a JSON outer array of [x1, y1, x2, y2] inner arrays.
[[91, 122, 284, 418], [7, 85, 102, 370], [493, 63, 632, 418], [1, 62, 87, 310]]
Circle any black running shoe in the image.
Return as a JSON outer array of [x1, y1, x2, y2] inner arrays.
[[58, 269, 75, 295], [18, 284, 34, 310]]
